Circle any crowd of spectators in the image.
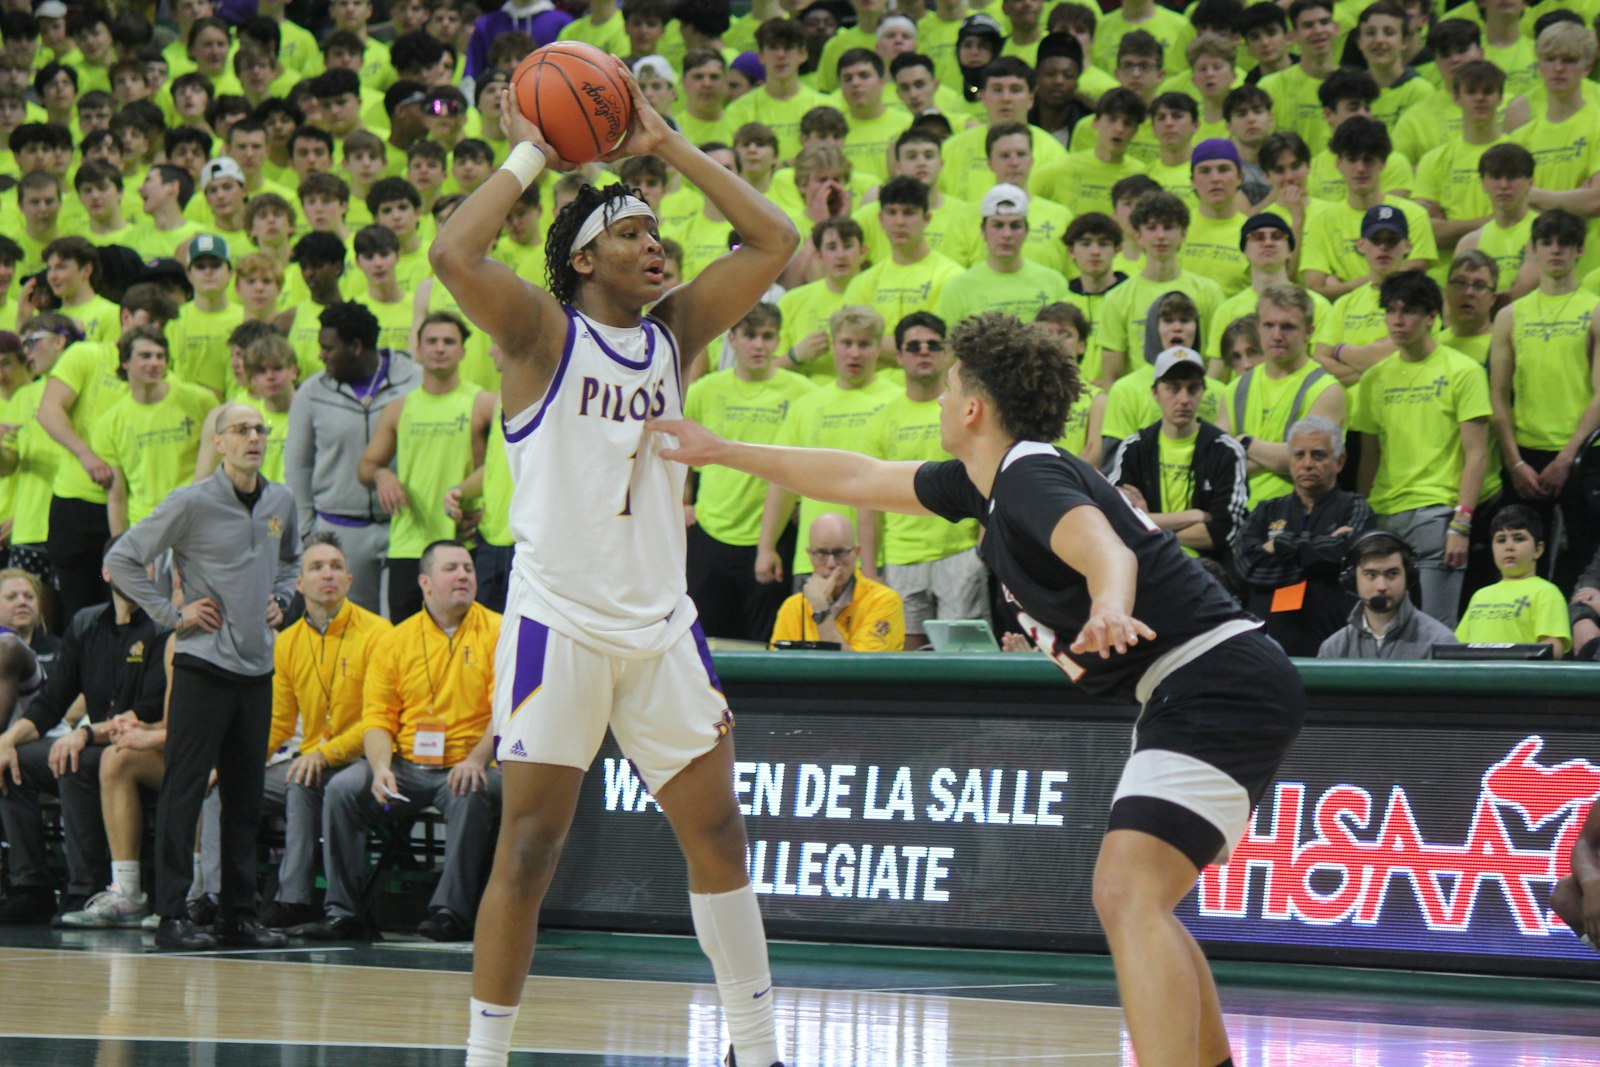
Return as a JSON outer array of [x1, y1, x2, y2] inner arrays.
[[0, 0, 1598, 938]]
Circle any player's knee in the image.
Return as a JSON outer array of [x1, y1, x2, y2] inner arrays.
[[497, 820, 568, 895]]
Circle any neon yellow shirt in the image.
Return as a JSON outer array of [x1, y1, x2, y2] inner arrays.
[[1508, 286, 1600, 450], [6, 379, 59, 543], [558, 8, 629, 54], [1157, 430, 1200, 557], [389, 381, 481, 559], [1208, 286, 1333, 361], [852, 195, 984, 270], [777, 279, 851, 383], [685, 368, 819, 546], [1301, 196, 1438, 282], [941, 124, 1066, 203], [725, 84, 834, 161], [1224, 359, 1345, 506], [1456, 576, 1572, 647], [1305, 149, 1416, 202], [1062, 280, 1126, 384], [1260, 65, 1334, 155], [842, 252, 965, 333], [1179, 211, 1251, 296], [1392, 88, 1464, 166], [672, 209, 735, 282], [842, 109, 914, 183], [1096, 271, 1227, 363], [772, 377, 900, 574], [1350, 344, 1492, 514], [1029, 149, 1148, 217], [1474, 213, 1535, 290], [479, 408, 513, 547], [367, 293, 413, 352], [1413, 137, 1506, 225], [1091, 6, 1195, 76], [862, 393, 979, 565], [93, 380, 217, 525], [168, 302, 247, 397], [1314, 283, 1388, 350], [1056, 381, 1104, 457], [936, 259, 1070, 325], [1102, 366, 1227, 440], [47, 341, 125, 503]]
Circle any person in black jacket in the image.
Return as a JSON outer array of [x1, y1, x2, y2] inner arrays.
[[1235, 416, 1374, 655], [0, 551, 168, 924], [1107, 347, 1249, 575]]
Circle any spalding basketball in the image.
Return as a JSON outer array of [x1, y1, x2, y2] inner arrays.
[[510, 42, 632, 164]]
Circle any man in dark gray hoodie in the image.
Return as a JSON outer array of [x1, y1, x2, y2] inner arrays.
[[1317, 531, 1457, 659], [283, 301, 421, 614], [106, 401, 301, 951]]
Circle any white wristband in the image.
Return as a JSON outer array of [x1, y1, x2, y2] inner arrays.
[[500, 141, 546, 192]]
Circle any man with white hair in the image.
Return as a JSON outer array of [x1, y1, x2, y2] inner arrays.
[[105, 400, 300, 951], [1235, 415, 1374, 655]]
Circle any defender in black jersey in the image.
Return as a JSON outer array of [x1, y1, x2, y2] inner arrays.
[[653, 311, 1304, 1067]]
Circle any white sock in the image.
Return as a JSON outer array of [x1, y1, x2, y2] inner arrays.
[[464, 997, 519, 1067], [111, 862, 141, 899], [691, 885, 780, 1067], [189, 854, 204, 898]]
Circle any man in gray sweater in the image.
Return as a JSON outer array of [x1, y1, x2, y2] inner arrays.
[[283, 301, 420, 613], [106, 401, 301, 950], [1317, 531, 1458, 659]]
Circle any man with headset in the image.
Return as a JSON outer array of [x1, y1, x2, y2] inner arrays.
[[1317, 531, 1459, 658]]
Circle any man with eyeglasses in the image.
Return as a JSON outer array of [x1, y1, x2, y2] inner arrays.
[[857, 312, 982, 651], [769, 513, 904, 651], [106, 400, 300, 951]]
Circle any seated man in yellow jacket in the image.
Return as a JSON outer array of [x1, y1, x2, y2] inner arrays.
[[293, 539, 501, 942], [258, 532, 393, 930], [770, 513, 905, 652]]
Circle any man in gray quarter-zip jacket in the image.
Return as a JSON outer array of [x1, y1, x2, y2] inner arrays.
[[106, 401, 301, 953], [283, 301, 421, 615]]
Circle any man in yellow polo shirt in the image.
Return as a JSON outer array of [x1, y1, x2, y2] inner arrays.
[[258, 532, 393, 931], [293, 540, 500, 942], [770, 513, 905, 651]]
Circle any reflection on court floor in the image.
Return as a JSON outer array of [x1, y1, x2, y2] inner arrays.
[[0, 934, 1595, 1066]]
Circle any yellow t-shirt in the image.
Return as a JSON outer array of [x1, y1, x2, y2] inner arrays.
[[1224, 359, 1345, 507], [1507, 286, 1600, 450], [724, 84, 834, 162], [47, 341, 125, 504], [1179, 212, 1251, 297], [684, 368, 818, 546], [93, 381, 217, 526], [842, 252, 965, 336], [168, 302, 247, 397], [941, 124, 1066, 203], [936, 259, 1070, 325], [772, 377, 900, 574], [776, 279, 851, 383], [852, 196, 984, 271], [1350, 343, 1492, 514], [1301, 196, 1439, 282], [1456, 576, 1572, 647], [1156, 430, 1200, 557], [770, 569, 906, 651], [389, 382, 482, 559], [1029, 149, 1148, 217], [1096, 271, 1227, 363], [861, 393, 979, 566]]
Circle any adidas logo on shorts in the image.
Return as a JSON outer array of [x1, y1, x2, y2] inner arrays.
[[508, 740, 528, 758]]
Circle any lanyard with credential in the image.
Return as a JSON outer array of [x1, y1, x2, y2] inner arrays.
[[413, 618, 462, 766]]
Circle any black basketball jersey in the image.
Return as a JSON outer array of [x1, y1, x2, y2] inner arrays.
[[914, 441, 1252, 701]]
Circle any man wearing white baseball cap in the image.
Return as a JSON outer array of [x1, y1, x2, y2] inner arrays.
[[937, 183, 1070, 326], [1107, 345, 1250, 572], [199, 157, 248, 236]]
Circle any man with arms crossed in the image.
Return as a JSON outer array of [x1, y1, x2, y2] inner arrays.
[[654, 311, 1304, 1067], [431, 61, 799, 1067]]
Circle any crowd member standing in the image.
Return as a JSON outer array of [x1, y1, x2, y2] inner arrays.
[[357, 312, 493, 622], [684, 304, 816, 642], [937, 184, 1069, 324], [284, 301, 421, 615], [106, 401, 300, 951]]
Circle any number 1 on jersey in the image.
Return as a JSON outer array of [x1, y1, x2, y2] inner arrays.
[[619, 449, 638, 516]]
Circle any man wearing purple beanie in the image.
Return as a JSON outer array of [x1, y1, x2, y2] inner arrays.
[[1183, 138, 1252, 296]]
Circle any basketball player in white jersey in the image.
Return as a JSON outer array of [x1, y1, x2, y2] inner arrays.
[[431, 60, 799, 1067]]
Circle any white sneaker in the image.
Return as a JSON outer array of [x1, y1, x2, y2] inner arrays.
[[140, 912, 161, 930], [60, 886, 150, 928]]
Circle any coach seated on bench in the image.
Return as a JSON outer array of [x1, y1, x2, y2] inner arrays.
[[292, 540, 501, 942], [257, 533, 393, 930]]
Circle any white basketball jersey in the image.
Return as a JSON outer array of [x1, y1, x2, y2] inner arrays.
[[503, 307, 697, 657]]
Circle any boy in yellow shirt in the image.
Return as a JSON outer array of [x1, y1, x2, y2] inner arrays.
[[1455, 505, 1572, 656]]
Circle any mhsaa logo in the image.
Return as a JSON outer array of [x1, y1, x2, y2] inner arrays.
[[1198, 736, 1599, 936]]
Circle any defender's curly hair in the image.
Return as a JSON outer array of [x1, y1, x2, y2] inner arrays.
[[545, 182, 649, 305], [951, 312, 1079, 443]]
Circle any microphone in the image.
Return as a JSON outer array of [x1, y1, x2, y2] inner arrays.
[[1362, 595, 1393, 612]]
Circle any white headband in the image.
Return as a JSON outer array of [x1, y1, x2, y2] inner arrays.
[[573, 195, 657, 253]]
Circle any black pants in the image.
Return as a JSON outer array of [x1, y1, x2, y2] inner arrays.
[[686, 523, 795, 642], [47, 496, 110, 622], [0, 737, 108, 898], [474, 542, 513, 614], [155, 664, 272, 918], [387, 557, 422, 622], [1507, 448, 1600, 591]]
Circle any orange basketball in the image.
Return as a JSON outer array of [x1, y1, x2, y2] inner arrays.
[[511, 42, 632, 164]]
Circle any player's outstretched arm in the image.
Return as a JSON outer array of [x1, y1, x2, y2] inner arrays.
[[429, 92, 565, 359], [1048, 506, 1157, 659], [650, 417, 930, 516]]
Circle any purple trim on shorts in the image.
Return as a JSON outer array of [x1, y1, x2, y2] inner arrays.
[[317, 512, 373, 528], [504, 311, 577, 444], [690, 620, 723, 694], [576, 308, 654, 371], [511, 616, 551, 711]]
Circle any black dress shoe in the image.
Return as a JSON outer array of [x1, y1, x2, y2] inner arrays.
[[154, 916, 219, 950], [258, 900, 322, 929], [416, 908, 470, 942], [186, 895, 218, 928], [0, 887, 58, 925], [288, 914, 374, 941], [214, 916, 289, 948]]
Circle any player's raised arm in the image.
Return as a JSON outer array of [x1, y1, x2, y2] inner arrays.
[[606, 61, 800, 358], [429, 91, 566, 361], [650, 417, 931, 517]]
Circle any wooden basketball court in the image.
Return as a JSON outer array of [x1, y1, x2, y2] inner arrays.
[[1, 927, 1595, 1065]]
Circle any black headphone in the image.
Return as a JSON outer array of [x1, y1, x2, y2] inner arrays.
[[1339, 530, 1419, 608]]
